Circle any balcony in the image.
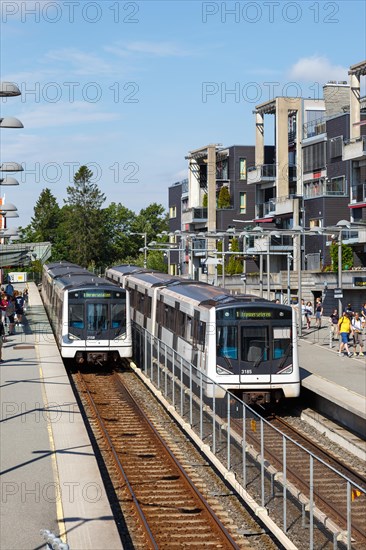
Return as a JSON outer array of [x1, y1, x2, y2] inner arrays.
[[256, 199, 276, 219], [303, 117, 326, 140], [181, 207, 207, 225], [274, 194, 299, 216], [342, 136, 366, 161], [248, 164, 276, 185]]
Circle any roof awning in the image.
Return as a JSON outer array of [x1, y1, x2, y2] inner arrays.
[[349, 203, 366, 209], [0, 242, 52, 267], [254, 217, 274, 223]]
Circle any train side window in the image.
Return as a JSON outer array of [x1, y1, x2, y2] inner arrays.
[[217, 326, 238, 359], [111, 303, 126, 329], [185, 316, 192, 341], [177, 310, 185, 337], [198, 321, 206, 349], [273, 328, 291, 359], [69, 304, 84, 329]]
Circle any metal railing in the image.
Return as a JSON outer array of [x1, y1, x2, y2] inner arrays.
[[133, 324, 365, 549]]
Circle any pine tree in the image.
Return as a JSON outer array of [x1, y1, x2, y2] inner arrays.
[[18, 188, 60, 243], [64, 165, 107, 267], [217, 186, 231, 209]]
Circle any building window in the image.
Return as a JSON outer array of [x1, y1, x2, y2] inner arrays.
[[169, 205, 177, 219], [239, 158, 246, 180], [239, 192, 247, 214], [309, 218, 323, 228], [327, 176, 346, 195], [329, 136, 343, 159], [303, 142, 326, 172]]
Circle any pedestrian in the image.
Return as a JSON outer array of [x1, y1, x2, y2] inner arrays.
[[329, 308, 339, 340], [305, 301, 313, 329], [0, 293, 8, 329], [5, 296, 16, 335], [0, 319, 5, 362], [301, 299, 306, 327], [338, 312, 353, 357], [315, 298, 323, 329], [5, 281, 14, 297], [361, 302, 366, 328], [15, 291, 25, 326], [351, 312, 364, 357], [346, 303, 354, 317]]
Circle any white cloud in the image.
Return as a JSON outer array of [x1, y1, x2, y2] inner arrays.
[[17, 101, 120, 129], [105, 41, 191, 58], [288, 56, 348, 83]]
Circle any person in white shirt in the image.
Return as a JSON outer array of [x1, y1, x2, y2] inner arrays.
[[352, 312, 364, 357]]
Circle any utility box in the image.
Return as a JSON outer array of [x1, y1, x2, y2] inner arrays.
[[8, 272, 28, 283]]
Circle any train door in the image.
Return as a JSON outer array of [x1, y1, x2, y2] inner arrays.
[[85, 300, 109, 344], [238, 321, 271, 384]]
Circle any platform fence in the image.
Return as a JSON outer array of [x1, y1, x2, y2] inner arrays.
[[133, 324, 365, 550]]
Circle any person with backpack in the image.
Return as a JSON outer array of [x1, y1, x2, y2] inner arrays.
[[0, 319, 5, 361], [352, 312, 364, 357], [5, 282, 14, 297], [5, 296, 16, 335], [14, 291, 25, 326], [338, 312, 353, 357]]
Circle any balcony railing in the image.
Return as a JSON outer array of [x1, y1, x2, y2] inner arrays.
[[248, 164, 276, 184], [303, 117, 326, 139], [342, 135, 366, 161], [256, 199, 276, 218]]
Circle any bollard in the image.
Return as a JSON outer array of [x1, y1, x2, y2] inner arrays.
[[329, 328, 333, 349]]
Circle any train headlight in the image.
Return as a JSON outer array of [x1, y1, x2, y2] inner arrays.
[[113, 332, 126, 341], [68, 333, 81, 340]]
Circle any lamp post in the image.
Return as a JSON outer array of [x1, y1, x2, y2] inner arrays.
[[335, 220, 351, 315], [129, 232, 147, 268]]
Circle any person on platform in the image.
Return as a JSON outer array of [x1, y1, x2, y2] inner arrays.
[[315, 298, 323, 329], [14, 291, 25, 326], [305, 301, 313, 329], [5, 296, 16, 336], [338, 312, 353, 357], [0, 293, 8, 329], [0, 319, 5, 361], [361, 302, 366, 328], [329, 308, 339, 340], [351, 312, 364, 357]]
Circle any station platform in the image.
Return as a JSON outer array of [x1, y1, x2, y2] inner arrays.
[[298, 323, 366, 446], [0, 283, 123, 550]]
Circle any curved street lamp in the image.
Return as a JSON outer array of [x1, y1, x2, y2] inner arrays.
[[0, 82, 21, 97]]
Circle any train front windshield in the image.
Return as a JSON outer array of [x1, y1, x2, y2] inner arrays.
[[216, 306, 293, 375], [68, 289, 126, 340]]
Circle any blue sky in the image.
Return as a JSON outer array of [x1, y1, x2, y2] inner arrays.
[[1, 0, 365, 227]]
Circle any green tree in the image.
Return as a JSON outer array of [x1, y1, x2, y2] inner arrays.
[[217, 186, 231, 209], [226, 237, 243, 275], [330, 242, 354, 271], [18, 188, 60, 243], [103, 202, 136, 263], [63, 165, 107, 267]]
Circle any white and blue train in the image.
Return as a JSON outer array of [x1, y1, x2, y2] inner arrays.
[[42, 261, 132, 366], [106, 265, 300, 405]]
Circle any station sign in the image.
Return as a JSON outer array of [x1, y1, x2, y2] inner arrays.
[[334, 288, 343, 298]]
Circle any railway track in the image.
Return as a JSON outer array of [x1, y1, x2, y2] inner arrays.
[[226, 411, 366, 549], [72, 367, 268, 549], [268, 415, 366, 547]]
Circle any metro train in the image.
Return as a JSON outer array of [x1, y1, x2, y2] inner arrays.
[[106, 265, 300, 405], [41, 261, 132, 366]]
